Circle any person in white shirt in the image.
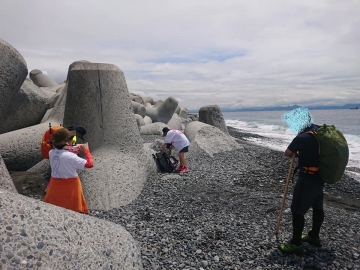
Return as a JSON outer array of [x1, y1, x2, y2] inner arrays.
[[43, 127, 93, 214], [159, 127, 191, 173]]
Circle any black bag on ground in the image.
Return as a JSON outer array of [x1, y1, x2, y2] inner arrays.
[[152, 151, 178, 173]]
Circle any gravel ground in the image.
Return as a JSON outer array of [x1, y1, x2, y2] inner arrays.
[[90, 127, 360, 269]]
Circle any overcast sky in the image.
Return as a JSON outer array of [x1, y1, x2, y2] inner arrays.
[[1, 0, 359, 110]]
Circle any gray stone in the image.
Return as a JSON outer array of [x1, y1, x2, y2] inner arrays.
[[145, 97, 178, 124], [29, 69, 59, 88], [0, 155, 17, 193], [63, 62, 154, 210], [198, 105, 228, 134], [185, 121, 242, 158], [167, 114, 183, 130], [132, 101, 146, 118], [130, 94, 144, 104], [0, 75, 69, 171], [0, 189, 142, 269], [140, 122, 168, 135], [135, 114, 145, 130], [179, 107, 188, 119], [0, 39, 28, 127], [0, 79, 50, 134], [143, 96, 154, 105], [175, 106, 181, 114], [143, 116, 153, 125]]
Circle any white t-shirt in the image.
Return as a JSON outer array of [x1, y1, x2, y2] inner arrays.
[[49, 149, 86, 178], [164, 130, 190, 151]]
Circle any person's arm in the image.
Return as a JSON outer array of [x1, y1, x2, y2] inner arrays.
[[284, 148, 295, 158], [159, 143, 167, 151], [79, 143, 93, 168]]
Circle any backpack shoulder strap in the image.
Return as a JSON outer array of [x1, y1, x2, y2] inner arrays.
[[304, 130, 320, 155]]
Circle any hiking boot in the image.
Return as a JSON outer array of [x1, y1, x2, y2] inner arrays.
[[278, 243, 303, 255], [175, 166, 183, 171], [301, 234, 321, 246], [180, 167, 189, 173]]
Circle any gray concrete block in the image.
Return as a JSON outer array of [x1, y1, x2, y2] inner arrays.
[[0, 155, 17, 193], [135, 114, 145, 130], [64, 62, 153, 210], [0, 81, 68, 171], [179, 107, 188, 119], [143, 115, 153, 125], [0, 189, 142, 269], [130, 94, 144, 104], [143, 96, 154, 105], [140, 122, 167, 135], [167, 113, 183, 130], [184, 121, 242, 158], [0, 39, 28, 125], [29, 69, 59, 88], [145, 96, 178, 124], [132, 101, 146, 118], [0, 79, 50, 134], [198, 105, 228, 134]]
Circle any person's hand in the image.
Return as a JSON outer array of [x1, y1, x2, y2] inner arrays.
[[80, 142, 89, 151]]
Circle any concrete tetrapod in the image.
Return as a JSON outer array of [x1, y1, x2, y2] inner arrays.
[[145, 96, 178, 124], [0, 39, 28, 126], [0, 80, 69, 171], [29, 69, 59, 88], [0, 79, 51, 134], [0, 189, 142, 269], [184, 121, 242, 158], [63, 62, 154, 210], [198, 104, 229, 134], [0, 155, 17, 193]]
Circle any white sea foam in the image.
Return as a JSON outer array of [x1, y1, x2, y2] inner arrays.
[[226, 119, 360, 170]]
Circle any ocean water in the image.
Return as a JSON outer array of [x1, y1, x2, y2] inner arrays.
[[223, 109, 360, 176]]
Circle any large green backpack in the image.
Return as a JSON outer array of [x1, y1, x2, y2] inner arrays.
[[307, 124, 349, 184]]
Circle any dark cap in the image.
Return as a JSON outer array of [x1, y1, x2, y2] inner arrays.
[[68, 125, 86, 140], [162, 127, 170, 137]]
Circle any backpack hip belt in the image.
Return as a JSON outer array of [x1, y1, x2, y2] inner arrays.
[[300, 166, 319, 175]]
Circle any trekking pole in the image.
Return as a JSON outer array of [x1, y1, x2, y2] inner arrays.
[[275, 153, 295, 238]]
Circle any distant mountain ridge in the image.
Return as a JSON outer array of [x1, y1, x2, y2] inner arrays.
[[188, 104, 360, 113]]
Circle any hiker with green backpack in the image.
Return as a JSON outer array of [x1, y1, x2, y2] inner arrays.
[[278, 107, 349, 254]]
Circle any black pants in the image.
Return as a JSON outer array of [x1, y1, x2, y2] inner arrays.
[[291, 174, 324, 245]]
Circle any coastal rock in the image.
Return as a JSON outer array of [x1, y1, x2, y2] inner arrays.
[[64, 62, 154, 210], [0, 74, 69, 171], [144, 115, 153, 125], [140, 122, 168, 135], [0, 38, 28, 127], [132, 101, 146, 118], [0, 79, 50, 134], [179, 107, 188, 119], [145, 97, 178, 124], [29, 69, 59, 88], [166, 113, 183, 130], [185, 121, 242, 157], [198, 104, 228, 134], [135, 114, 146, 130], [0, 155, 17, 193], [0, 189, 142, 269]]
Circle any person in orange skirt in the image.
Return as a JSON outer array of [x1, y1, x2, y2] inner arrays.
[[43, 127, 93, 214]]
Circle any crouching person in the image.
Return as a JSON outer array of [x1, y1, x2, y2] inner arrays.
[[159, 127, 191, 173], [43, 127, 94, 214]]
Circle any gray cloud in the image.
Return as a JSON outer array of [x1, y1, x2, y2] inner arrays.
[[1, 0, 359, 110]]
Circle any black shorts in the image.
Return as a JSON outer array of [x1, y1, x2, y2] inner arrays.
[[291, 175, 324, 215], [179, 146, 189, 153]]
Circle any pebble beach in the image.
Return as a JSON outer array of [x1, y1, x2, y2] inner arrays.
[[90, 127, 360, 270]]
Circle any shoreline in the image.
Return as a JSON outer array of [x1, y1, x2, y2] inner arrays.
[[89, 127, 360, 269]]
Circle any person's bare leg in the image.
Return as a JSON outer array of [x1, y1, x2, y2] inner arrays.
[[179, 152, 186, 168]]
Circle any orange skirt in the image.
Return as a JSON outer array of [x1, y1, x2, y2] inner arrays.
[[43, 177, 89, 214]]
